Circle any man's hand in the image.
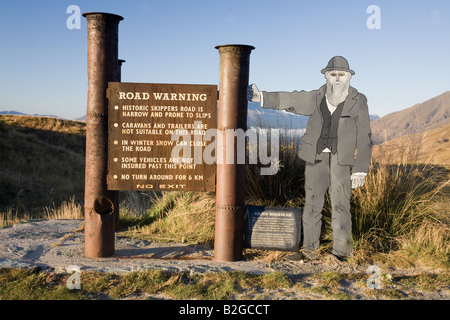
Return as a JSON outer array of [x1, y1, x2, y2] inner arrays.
[[351, 172, 367, 189], [247, 84, 261, 103]]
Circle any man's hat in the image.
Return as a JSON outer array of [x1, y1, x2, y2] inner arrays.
[[321, 56, 355, 75]]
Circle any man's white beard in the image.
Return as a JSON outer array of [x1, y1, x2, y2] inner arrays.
[[326, 82, 349, 106]]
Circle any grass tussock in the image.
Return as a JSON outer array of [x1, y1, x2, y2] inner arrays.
[[246, 139, 305, 207], [351, 148, 449, 267], [0, 208, 31, 228], [43, 197, 84, 220], [1, 197, 84, 228], [123, 191, 216, 244]]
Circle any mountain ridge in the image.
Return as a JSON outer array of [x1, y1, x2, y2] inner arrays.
[[0, 110, 62, 119], [370, 91, 450, 144]]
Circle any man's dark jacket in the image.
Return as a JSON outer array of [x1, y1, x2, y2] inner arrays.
[[262, 85, 372, 173]]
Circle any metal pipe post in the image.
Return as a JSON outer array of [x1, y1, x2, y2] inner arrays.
[[214, 44, 254, 261], [114, 59, 125, 232], [118, 59, 126, 82], [83, 12, 123, 258]]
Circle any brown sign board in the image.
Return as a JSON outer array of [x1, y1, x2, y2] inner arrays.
[[107, 82, 217, 192]]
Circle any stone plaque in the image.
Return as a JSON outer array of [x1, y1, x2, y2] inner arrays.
[[243, 206, 302, 252], [107, 82, 217, 191]]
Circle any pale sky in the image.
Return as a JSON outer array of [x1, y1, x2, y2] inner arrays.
[[1, 0, 449, 119]]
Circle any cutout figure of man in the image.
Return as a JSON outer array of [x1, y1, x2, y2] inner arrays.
[[248, 56, 372, 260]]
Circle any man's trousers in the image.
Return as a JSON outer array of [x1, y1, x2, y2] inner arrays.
[[302, 152, 352, 258]]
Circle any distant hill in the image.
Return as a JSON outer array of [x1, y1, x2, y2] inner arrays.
[[0, 110, 61, 118], [370, 91, 450, 144], [0, 111, 27, 116], [0, 115, 86, 214], [372, 122, 450, 167]]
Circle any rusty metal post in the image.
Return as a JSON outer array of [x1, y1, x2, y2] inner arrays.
[[214, 44, 254, 261], [83, 12, 123, 258], [114, 59, 125, 232], [118, 59, 126, 82]]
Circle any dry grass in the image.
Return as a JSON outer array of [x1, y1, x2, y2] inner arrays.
[[0, 115, 85, 219], [125, 191, 216, 244], [43, 197, 84, 220], [351, 161, 449, 266], [351, 132, 449, 266], [0, 114, 85, 135], [372, 123, 450, 167], [396, 219, 450, 268], [0, 197, 84, 228], [0, 208, 31, 228], [246, 138, 305, 207]]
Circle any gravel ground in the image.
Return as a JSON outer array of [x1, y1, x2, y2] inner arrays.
[[0, 219, 448, 300]]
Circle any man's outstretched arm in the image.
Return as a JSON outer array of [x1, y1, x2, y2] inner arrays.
[[247, 84, 317, 116]]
